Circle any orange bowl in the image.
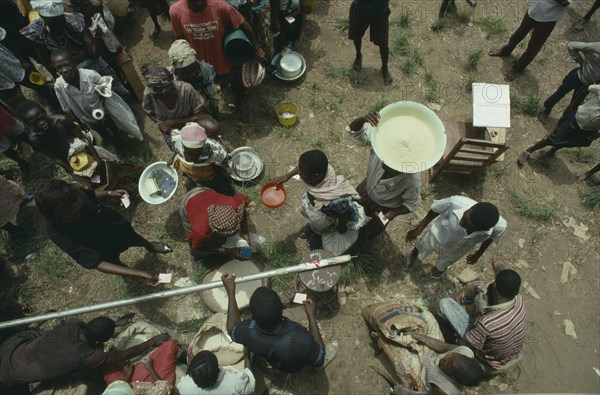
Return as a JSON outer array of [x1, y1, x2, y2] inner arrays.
[[260, 182, 287, 208]]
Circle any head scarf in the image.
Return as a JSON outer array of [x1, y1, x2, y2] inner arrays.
[[207, 204, 244, 236], [142, 66, 173, 90], [101, 380, 134, 395], [181, 122, 207, 149], [168, 40, 197, 69], [30, 0, 64, 17], [0, 27, 6, 41]]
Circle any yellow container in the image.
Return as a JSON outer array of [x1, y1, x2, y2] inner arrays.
[[29, 71, 45, 86], [275, 102, 298, 126], [302, 0, 316, 13]]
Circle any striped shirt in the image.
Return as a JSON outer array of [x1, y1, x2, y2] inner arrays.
[[465, 294, 526, 369]]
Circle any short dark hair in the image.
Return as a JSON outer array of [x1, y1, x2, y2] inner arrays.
[[453, 354, 485, 387], [35, 179, 84, 223], [469, 202, 499, 230], [299, 149, 328, 176], [50, 47, 73, 64], [495, 269, 521, 299], [16, 100, 44, 119], [84, 317, 115, 345], [188, 351, 219, 389], [250, 287, 283, 330]]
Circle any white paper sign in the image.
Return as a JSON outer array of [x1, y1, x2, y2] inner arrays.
[[158, 273, 172, 283], [293, 292, 307, 304], [472, 83, 511, 128]]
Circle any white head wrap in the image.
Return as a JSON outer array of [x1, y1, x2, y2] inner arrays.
[[168, 40, 197, 69], [0, 27, 6, 41], [30, 0, 64, 17]]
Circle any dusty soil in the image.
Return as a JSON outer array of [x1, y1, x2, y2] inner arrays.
[[1, 0, 599, 393]]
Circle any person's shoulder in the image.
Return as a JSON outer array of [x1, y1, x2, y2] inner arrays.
[[170, 0, 187, 13]]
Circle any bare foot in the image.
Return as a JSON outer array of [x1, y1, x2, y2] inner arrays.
[[352, 55, 363, 71], [504, 69, 520, 82], [488, 47, 510, 57], [382, 68, 393, 85], [517, 151, 530, 167]]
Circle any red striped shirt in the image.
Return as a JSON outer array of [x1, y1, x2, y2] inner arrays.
[[465, 295, 526, 369]]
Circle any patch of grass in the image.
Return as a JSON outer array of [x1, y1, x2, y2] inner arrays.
[[424, 70, 440, 103], [581, 186, 600, 208], [32, 243, 76, 282], [401, 58, 418, 76], [456, 9, 471, 24], [349, 69, 367, 87], [485, 163, 508, 178], [276, 125, 301, 140], [257, 242, 297, 291], [564, 148, 597, 163], [324, 62, 348, 79], [154, 226, 176, 246], [431, 17, 449, 32], [341, 250, 382, 284], [129, 147, 154, 167], [466, 49, 483, 71], [391, 29, 411, 55], [335, 17, 349, 32], [420, 183, 437, 199], [370, 95, 389, 112], [512, 93, 542, 116], [510, 191, 557, 221], [479, 16, 508, 39], [465, 73, 476, 92], [411, 48, 424, 67], [395, 10, 412, 28]]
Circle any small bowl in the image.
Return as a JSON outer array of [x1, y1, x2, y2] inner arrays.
[[280, 53, 303, 79], [260, 182, 287, 208]]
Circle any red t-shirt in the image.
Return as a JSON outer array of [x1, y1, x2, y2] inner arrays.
[[186, 190, 248, 249], [169, 0, 245, 75]]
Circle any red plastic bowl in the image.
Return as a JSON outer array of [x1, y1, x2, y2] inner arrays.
[[260, 182, 287, 208]]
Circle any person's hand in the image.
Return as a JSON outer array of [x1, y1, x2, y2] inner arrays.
[[141, 355, 154, 369], [221, 273, 236, 295], [273, 174, 290, 185], [365, 111, 380, 127], [405, 228, 421, 243], [108, 189, 128, 200], [466, 252, 482, 265], [241, 234, 251, 246], [303, 299, 317, 318], [114, 313, 135, 327], [383, 209, 399, 221], [491, 256, 504, 274], [575, 55, 584, 66], [141, 272, 159, 286], [158, 121, 171, 133], [149, 333, 170, 347]]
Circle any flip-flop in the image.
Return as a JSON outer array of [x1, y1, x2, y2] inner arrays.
[[488, 47, 509, 57], [154, 244, 172, 254]]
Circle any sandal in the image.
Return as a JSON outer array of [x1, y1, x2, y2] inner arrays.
[[153, 243, 173, 254], [488, 47, 510, 57], [299, 224, 314, 239], [504, 69, 520, 82]]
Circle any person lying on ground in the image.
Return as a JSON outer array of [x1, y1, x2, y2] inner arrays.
[[51, 48, 142, 146], [168, 39, 221, 119], [518, 84, 600, 167], [274, 149, 368, 255], [177, 349, 255, 394], [17, 100, 142, 191], [222, 273, 326, 373], [167, 122, 234, 195], [411, 259, 526, 375], [142, 66, 218, 151], [179, 187, 263, 263], [346, 111, 421, 240], [405, 196, 506, 279], [35, 179, 171, 283], [0, 315, 170, 392], [537, 41, 600, 125]]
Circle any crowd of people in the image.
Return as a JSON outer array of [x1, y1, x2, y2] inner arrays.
[[0, 0, 599, 394]]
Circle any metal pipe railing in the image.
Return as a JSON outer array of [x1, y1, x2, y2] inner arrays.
[[0, 255, 352, 330]]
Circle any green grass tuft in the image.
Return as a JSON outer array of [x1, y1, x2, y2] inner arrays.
[[370, 95, 389, 112], [564, 147, 598, 163], [511, 93, 542, 116], [391, 29, 411, 55], [411, 48, 424, 66], [510, 191, 557, 221], [431, 17, 449, 32], [401, 58, 418, 76], [424, 70, 440, 103], [479, 16, 508, 39], [395, 10, 412, 28], [466, 49, 483, 71], [456, 9, 471, 24], [341, 250, 382, 284], [335, 17, 349, 32], [581, 186, 600, 208], [33, 243, 76, 282], [465, 73, 476, 92]]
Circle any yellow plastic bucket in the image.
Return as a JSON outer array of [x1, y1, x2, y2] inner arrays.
[[29, 71, 45, 86], [275, 102, 298, 126]]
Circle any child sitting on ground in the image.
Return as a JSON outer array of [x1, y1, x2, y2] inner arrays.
[[168, 122, 234, 195]]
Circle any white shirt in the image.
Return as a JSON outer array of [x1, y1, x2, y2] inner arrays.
[[575, 84, 600, 131], [528, 0, 577, 22], [567, 42, 600, 84], [428, 195, 507, 247], [54, 68, 103, 124], [176, 367, 255, 395]]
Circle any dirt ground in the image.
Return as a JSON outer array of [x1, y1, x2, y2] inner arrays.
[[1, 0, 600, 393]]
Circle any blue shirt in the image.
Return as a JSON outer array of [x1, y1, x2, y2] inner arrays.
[[231, 318, 325, 373], [353, 0, 390, 16]]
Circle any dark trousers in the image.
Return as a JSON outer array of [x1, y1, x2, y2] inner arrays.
[[503, 12, 556, 72], [215, 67, 244, 104], [543, 67, 587, 111]]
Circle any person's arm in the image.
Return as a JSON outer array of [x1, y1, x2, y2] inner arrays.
[[383, 205, 411, 221], [406, 210, 440, 242], [222, 273, 241, 334], [347, 112, 379, 145], [466, 238, 494, 264], [63, 118, 103, 164], [273, 165, 298, 185], [96, 261, 157, 284], [409, 332, 457, 353], [304, 299, 324, 348], [142, 356, 163, 382], [243, 346, 251, 369], [104, 333, 171, 365], [240, 209, 250, 245]]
